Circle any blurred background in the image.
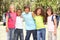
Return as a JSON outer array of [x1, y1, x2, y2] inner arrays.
[[0, 0, 60, 21], [0, 0, 60, 40]]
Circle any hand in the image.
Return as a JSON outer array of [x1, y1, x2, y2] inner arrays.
[[53, 30, 57, 36], [6, 27, 9, 32]]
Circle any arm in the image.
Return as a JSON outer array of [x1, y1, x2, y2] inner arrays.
[[53, 16, 57, 35], [6, 15, 9, 32], [32, 12, 36, 17]]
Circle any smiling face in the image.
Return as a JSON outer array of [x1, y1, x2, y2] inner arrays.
[[34, 7, 44, 16], [47, 8, 53, 16], [17, 9, 22, 16], [36, 9, 41, 16], [25, 8, 30, 14], [9, 5, 15, 12]]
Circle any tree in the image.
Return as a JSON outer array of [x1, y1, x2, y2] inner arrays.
[[0, 0, 60, 21]]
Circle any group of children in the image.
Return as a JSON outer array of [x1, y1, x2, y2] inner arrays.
[[6, 4, 57, 40]]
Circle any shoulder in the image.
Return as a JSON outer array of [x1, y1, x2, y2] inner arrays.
[[22, 12, 25, 14], [27, 12, 32, 15], [41, 16, 44, 18], [52, 15, 56, 19], [29, 12, 32, 13], [34, 16, 37, 19], [22, 12, 26, 15], [22, 12, 25, 16], [6, 12, 9, 16], [29, 12, 34, 16], [20, 15, 23, 18]]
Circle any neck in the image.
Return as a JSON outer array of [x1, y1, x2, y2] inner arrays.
[[25, 12, 29, 14], [26, 13, 28, 14], [48, 15, 52, 16], [37, 14, 40, 16], [17, 15, 21, 16]]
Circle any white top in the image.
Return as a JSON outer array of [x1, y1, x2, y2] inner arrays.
[[15, 16, 23, 29], [47, 15, 55, 32], [58, 21, 60, 28]]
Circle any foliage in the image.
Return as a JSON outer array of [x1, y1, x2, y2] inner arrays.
[[0, 0, 60, 21]]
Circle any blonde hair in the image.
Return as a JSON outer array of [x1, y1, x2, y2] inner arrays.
[[9, 4, 16, 12]]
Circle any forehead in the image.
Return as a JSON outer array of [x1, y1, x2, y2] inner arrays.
[[38, 9, 41, 10], [17, 9, 21, 11], [47, 8, 51, 11], [37, 9, 41, 11]]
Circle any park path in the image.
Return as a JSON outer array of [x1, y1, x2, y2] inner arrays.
[[0, 22, 60, 40], [0, 22, 33, 40], [0, 22, 6, 40]]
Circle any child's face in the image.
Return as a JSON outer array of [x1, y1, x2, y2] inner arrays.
[[9, 6, 15, 12], [25, 8, 30, 14], [17, 10, 21, 16], [37, 9, 41, 15], [47, 9, 52, 16]]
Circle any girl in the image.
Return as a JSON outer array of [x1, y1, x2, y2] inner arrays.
[[6, 4, 16, 40], [33, 7, 46, 40], [46, 7, 57, 40], [14, 9, 24, 40]]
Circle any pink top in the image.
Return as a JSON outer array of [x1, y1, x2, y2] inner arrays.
[[6, 12, 16, 29]]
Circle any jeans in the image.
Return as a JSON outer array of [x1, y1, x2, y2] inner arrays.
[[14, 29, 24, 40], [25, 30, 37, 40], [7, 28, 15, 40], [37, 28, 46, 40]]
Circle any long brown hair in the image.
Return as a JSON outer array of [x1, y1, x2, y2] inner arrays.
[[34, 7, 46, 24], [46, 7, 53, 22], [34, 7, 44, 16]]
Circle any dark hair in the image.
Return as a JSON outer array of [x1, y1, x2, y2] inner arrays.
[[24, 6, 30, 11], [16, 9, 22, 16], [16, 9, 22, 13], [46, 7, 53, 15], [34, 7, 45, 17], [45, 7, 53, 22], [34, 7, 46, 24]]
